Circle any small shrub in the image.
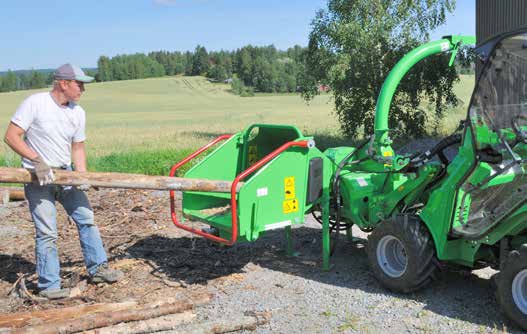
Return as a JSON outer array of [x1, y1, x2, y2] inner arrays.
[[230, 77, 254, 97]]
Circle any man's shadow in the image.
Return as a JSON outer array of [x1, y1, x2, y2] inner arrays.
[[0, 254, 35, 284], [126, 235, 253, 285]]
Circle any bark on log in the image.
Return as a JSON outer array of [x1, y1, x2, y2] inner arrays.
[[171, 312, 271, 334], [83, 311, 195, 334], [12, 292, 213, 334], [0, 168, 242, 193], [0, 301, 138, 329]]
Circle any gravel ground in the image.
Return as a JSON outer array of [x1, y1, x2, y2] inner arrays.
[[0, 186, 523, 333], [164, 218, 522, 334]]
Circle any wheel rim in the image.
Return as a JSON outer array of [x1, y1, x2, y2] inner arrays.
[[376, 235, 407, 278], [512, 269, 527, 315]]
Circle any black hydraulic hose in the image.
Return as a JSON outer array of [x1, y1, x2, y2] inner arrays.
[[430, 133, 462, 158], [332, 137, 371, 198], [407, 133, 463, 198], [330, 137, 371, 234], [410, 133, 462, 166], [312, 137, 371, 238]]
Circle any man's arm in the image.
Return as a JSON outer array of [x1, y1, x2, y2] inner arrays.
[[72, 141, 87, 172], [5, 122, 54, 185], [4, 122, 38, 160]]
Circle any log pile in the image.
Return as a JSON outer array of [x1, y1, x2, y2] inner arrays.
[[0, 292, 270, 334]]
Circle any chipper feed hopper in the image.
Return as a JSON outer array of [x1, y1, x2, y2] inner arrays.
[[170, 30, 527, 329]]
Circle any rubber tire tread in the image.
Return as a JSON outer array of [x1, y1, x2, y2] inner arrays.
[[366, 214, 438, 293], [496, 246, 527, 331]]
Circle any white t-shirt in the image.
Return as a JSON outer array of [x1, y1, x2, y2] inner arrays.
[[11, 92, 86, 169]]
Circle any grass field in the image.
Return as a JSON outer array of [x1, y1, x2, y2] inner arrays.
[[429, 74, 475, 134], [0, 75, 475, 174]]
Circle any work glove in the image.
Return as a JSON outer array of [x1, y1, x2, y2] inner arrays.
[[77, 184, 91, 192], [31, 156, 55, 186]]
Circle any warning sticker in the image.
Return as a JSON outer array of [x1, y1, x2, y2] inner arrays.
[[283, 199, 299, 214], [284, 176, 295, 199], [356, 177, 368, 187], [257, 187, 268, 197]]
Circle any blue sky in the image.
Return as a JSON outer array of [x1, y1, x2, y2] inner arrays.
[[0, 0, 475, 71]]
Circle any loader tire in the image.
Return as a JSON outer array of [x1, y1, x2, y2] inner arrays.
[[496, 246, 527, 331], [366, 214, 438, 293]]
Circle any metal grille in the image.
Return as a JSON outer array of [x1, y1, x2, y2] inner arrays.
[[472, 33, 527, 129], [476, 0, 527, 78], [477, 0, 527, 44]]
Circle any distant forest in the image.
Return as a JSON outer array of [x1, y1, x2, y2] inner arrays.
[[0, 44, 308, 96], [0, 70, 52, 93], [0, 44, 474, 96], [98, 44, 307, 95]]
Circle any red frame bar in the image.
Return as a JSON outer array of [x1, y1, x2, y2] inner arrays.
[[170, 137, 310, 245], [169, 135, 232, 243]]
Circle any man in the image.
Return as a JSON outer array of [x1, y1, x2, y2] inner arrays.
[[4, 64, 123, 299]]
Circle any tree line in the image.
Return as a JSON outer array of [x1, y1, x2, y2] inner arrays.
[[1, 40, 473, 100], [1, 45, 309, 95], [96, 44, 308, 95], [0, 70, 52, 92]]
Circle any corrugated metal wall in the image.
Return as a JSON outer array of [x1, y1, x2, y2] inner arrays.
[[475, 0, 527, 78], [476, 0, 527, 44]]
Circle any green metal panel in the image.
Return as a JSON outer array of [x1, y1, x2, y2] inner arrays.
[[237, 145, 327, 241], [182, 134, 242, 214], [184, 134, 242, 181], [181, 124, 331, 243], [419, 128, 477, 259], [338, 171, 377, 227]]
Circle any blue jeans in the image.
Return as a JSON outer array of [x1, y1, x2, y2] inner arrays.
[[24, 183, 108, 291]]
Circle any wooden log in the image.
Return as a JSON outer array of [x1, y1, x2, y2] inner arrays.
[[82, 311, 195, 334], [0, 186, 25, 203], [0, 301, 138, 329], [0, 167, 242, 193], [12, 292, 213, 334]]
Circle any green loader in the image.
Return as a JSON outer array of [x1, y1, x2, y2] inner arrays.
[[169, 29, 527, 329]]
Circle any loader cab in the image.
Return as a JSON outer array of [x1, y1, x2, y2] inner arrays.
[[452, 30, 527, 238], [470, 30, 527, 155]]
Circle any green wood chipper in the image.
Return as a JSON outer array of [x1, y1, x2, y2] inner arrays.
[[169, 30, 527, 329]]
